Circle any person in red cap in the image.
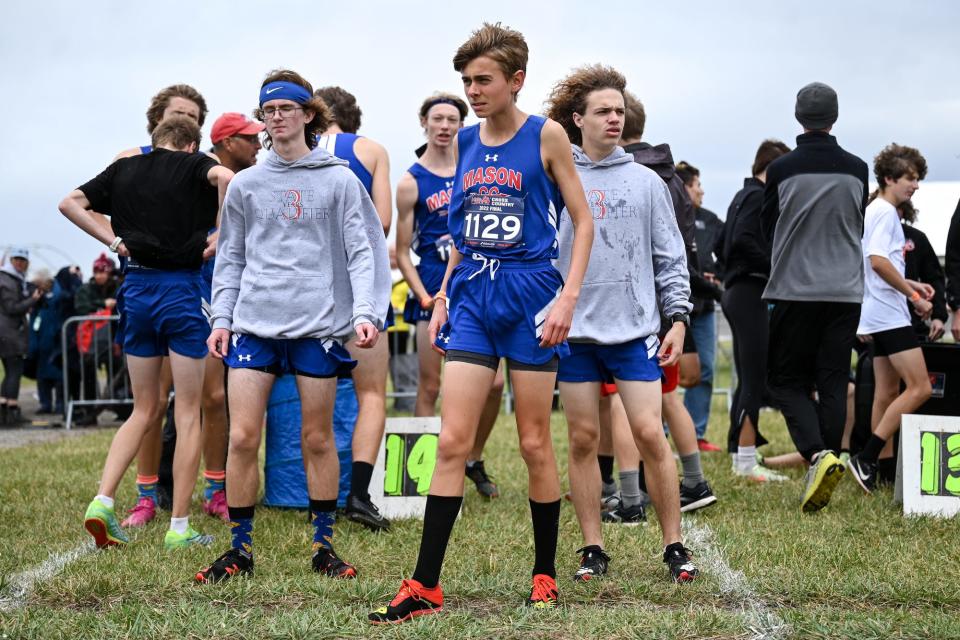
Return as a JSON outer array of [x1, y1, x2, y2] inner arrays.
[[210, 113, 265, 173]]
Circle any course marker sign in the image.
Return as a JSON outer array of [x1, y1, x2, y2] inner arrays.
[[369, 417, 441, 519], [896, 414, 960, 517]]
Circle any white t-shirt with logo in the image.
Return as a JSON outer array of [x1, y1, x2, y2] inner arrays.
[[857, 198, 910, 334]]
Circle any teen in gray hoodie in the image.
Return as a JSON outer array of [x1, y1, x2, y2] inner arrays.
[[199, 71, 389, 586], [546, 65, 697, 585], [211, 146, 389, 340]]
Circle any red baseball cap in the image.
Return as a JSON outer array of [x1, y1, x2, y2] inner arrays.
[[210, 113, 265, 144]]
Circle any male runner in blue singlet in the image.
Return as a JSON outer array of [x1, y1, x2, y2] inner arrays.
[[395, 92, 503, 499], [370, 23, 594, 623]]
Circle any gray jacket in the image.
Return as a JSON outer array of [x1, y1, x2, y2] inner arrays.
[[211, 147, 390, 340], [556, 146, 691, 344], [0, 266, 34, 357]]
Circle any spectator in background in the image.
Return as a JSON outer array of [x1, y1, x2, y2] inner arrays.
[[27, 270, 65, 415], [675, 161, 724, 452], [716, 139, 791, 482], [945, 198, 960, 340], [1, 247, 43, 426], [760, 82, 868, 513], [847, 144, 932, 494], [73, 254, 121, 424], [900, 200, 947, 342]]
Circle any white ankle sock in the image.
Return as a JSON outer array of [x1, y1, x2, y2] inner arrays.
[[170, 517, 189, 534], [736, 446, 756, 473], [95, 494, 114, 508]]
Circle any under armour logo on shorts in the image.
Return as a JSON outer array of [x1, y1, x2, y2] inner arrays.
[[485, 154, 498, 162], [237, 354, 252, 362]]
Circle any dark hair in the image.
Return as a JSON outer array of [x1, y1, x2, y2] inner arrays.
[[898, 199, 918, 224], [314, 86, 362, 133], [145, 84, 207, 134], [675, 161, 700, 186], [453, 22, 528, 78], [752, 139, 791, 177], [544, 65, 626, 146], [621, 91, 646, 141], [418, 93, 469, 122], [254, 70, 331, 150], [874, 143, 928, 191], [151, 115, 201, 150]]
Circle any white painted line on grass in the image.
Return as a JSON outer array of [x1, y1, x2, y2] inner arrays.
[[0, 540, 95, 612], [683, 518, 789, 640]]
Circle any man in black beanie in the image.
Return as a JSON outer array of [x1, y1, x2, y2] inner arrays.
[[760, 82, 869, 513]]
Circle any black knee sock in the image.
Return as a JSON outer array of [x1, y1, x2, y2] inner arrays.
[[350, 461, 374, 501], [860, 435, 887, 463], [529, 499, 560, 579], [412, 495, 463, 588], [597, 455, 615, 485], [637, 461, 647, 493]]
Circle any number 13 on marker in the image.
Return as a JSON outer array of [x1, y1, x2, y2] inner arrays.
[[384, 433, 439, 497]]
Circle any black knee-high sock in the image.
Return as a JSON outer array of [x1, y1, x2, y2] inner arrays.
[[412, 495, 463, 588], [597, 455, 615, 485], [860, 435, 887, 463], [529, 499, 560, 578], [350, 461, 374, 501]]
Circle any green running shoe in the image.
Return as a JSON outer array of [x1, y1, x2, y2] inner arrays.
[[84, 498, 129, 548], [164, 526, 215, 551], [800, 451, 845, 513]]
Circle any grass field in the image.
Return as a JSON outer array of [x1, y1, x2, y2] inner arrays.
[[2, 382, 960, 639]]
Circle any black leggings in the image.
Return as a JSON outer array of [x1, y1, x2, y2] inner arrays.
[[721, 279, 769, 453], [1, 355, 24, 402]]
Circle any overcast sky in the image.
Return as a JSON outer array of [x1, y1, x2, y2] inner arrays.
[[2, 0, 959, 275]]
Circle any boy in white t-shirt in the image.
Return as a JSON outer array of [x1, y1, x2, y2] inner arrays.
[[848, 144, 933, 493]]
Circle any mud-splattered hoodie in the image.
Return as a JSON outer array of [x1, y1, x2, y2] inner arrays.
[[555, 145, 691, 344]]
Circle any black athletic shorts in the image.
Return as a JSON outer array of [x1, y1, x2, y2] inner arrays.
[[871, 325, 919, 358]]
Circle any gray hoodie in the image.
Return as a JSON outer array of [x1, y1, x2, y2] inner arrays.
[[556, 145, 691, 345], [211, 147, 390, 341]]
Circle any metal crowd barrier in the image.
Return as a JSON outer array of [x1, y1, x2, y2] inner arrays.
[[61, 314, 132, 430]]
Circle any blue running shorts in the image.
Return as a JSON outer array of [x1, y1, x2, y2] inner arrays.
[[557, 335, 664, 383], [434, 256, 568, 366], [224, 334, 356, 378], [120, 270, 209, 359]]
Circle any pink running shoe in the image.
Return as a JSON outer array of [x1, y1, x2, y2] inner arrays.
[[203, 489, 229, 522], [120, 496, 157, 528]]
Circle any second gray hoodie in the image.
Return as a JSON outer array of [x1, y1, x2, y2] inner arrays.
[[211, 147, 390, 341], [556, 145, 691, 344]]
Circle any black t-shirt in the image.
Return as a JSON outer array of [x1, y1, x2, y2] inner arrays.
[[78, 148, 218, 270]]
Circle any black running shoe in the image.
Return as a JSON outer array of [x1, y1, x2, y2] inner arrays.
[[663, 542, 698, 583], [312, 545, 357, 578], [369, 579, 443, 624], [601, 502, 647, 525], [345, 494, 391, 532], [847, 454, 877, 494], [573, 546, 610, 582], [465, 461, 500, 498], [679, 480, 718, 513], [195, 548, 253, 584]]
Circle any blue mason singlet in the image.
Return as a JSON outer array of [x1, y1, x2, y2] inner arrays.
[[317, 133, 373, 193], [437, 115, 567, 365], [403, 164, 454, 323]]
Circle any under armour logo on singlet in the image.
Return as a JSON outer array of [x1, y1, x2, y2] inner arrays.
[[446, 181, 454, 188], [485, 154, 498, 162], [238, 354, 252, 362]]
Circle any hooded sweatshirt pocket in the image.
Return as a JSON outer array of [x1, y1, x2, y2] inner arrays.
[[233, 271, 335, 339], [571, 279, 645, 342]]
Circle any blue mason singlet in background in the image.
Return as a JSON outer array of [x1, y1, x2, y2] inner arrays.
[[438, 115, 567, 365], [403, 164, 454, 323], [317, 133, 373, 193]]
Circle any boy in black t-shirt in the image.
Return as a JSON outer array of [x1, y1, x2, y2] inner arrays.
[[59, 116, 234, 551]]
